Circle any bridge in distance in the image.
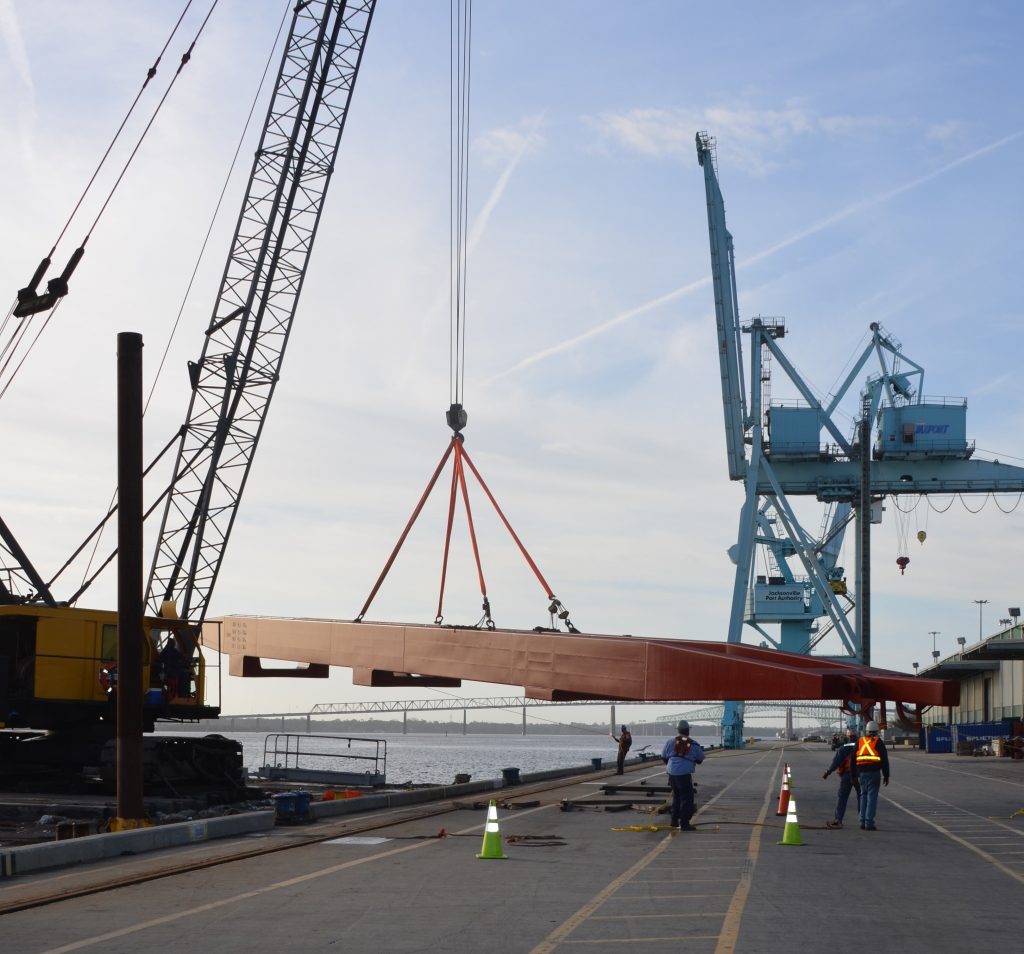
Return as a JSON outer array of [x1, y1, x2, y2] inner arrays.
[[214, 697, 847, 735]]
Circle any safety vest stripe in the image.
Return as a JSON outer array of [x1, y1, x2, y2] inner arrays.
[[856, 737, 881, 764]]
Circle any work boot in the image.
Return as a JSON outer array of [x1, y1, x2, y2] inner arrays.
[[679, 823, 697, 832], [826, 820, 843, 829]]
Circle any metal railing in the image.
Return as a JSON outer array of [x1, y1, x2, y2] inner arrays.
[[258, 733, 387, 787]]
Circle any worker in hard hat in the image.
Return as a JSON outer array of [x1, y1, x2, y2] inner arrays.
[[822, 727, 860, 829], [611, 725, 633, 775], [661, 720, 705, 831], [849, 721, 890, 830]]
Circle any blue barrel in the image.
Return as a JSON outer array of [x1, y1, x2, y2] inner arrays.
[[591, 757, 603, 771], [273, 793, 298, 821]]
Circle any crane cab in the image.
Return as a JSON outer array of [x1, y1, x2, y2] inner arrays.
[[0, 604, 216, 732]]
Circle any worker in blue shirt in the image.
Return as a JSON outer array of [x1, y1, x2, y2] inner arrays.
[[822, 727, 859, 828], [661, 720, 705, 831]]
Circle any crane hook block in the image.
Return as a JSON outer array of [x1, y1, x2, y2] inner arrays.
[[446, 403, 468, 433]]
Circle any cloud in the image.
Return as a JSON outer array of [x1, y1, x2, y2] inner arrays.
[[475, 114, 545, 167], [927, 119, 965, 143], [0, 0, 35, 166], [0, 0, 32, 90], [589, 104, 882, 174]]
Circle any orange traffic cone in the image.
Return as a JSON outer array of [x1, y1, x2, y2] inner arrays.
[[476, 799, 507, 860], [775, 767, 791, 816], [778, 793, 803, 846]]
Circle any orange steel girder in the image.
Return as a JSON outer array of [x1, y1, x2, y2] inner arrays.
[[208, 616, 959, 708]]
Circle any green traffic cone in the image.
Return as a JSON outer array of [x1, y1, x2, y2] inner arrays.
[[778, 794, 803, 846], [477, 799, 508, 859]]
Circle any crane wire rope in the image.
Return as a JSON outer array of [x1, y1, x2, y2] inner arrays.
[[355, 1, 577, 633], [449, 0, 472, 416], [69, 5, 292, 602], [0, 1, 193, 358], [0, 0, 219, 404]]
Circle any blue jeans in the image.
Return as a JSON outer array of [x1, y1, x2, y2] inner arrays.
[[858, 771, 881, 827], [833, 774, 859, 822], [669, 773, 695, 826]]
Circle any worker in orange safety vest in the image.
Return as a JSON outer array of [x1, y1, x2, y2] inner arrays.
[[849, 721, 890, 830]]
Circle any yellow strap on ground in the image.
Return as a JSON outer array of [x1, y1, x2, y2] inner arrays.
[[611, 824, 676, 832]]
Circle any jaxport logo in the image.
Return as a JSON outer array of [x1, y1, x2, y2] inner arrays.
[[916, 424, 950, 434], [763, 588, 804, 602]]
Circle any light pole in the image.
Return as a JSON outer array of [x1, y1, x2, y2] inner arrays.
[[973, 599, 989, 639], [956, 636, 966, 653], [912, 661, 919, 676], [928, 630, 940, 659]]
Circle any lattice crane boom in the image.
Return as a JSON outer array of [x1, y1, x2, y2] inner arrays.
[[147, 0, 376, 624]]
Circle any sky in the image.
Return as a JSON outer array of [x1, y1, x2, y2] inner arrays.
[[1, 0, 1022, 728]]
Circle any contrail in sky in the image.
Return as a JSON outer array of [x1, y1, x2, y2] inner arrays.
[[488, 129, 1024, 383]]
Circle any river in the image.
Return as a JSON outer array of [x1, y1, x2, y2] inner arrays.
[[221, 731, 720, 787]]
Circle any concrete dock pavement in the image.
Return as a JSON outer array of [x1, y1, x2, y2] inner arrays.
[[1, 742, 1022, 953]]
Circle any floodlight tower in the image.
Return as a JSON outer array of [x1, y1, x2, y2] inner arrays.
[[695, 131, 1024, 747]]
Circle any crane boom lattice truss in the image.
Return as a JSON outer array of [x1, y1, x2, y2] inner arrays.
[[148, 0, 376, 623]]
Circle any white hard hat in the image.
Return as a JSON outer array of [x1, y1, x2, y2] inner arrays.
[[865, 720, 880, 733]]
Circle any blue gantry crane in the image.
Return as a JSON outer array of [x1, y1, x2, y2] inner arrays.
[[696, 131, 1024, 747]]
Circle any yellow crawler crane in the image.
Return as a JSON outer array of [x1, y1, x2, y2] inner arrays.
[[0, 1, 377, 791]]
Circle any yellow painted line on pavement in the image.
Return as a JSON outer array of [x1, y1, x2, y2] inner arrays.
[[530, 748, 779, 953], [713, 751, 781, 954]]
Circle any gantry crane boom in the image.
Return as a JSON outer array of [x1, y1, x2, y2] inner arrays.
[[147, 0, 376, 624], [696, 132, 747, 482]]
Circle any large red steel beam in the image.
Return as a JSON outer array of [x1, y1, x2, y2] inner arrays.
[[207, 616, 959, 707]]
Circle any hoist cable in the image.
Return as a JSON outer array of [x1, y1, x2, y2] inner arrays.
[[46, 428, 183, 594], [0, 1, 218, 405], [449, 0, 472, 408], [958, 492, 990, 515], [993, 492, 1023, 514], [0, 299, 64, 402], [83, 0, 220, 243], [144, 1, 289, 414], [50, 0, 196, 255]]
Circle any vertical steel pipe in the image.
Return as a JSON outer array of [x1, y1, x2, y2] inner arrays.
[[117, 332, 145, 821]]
